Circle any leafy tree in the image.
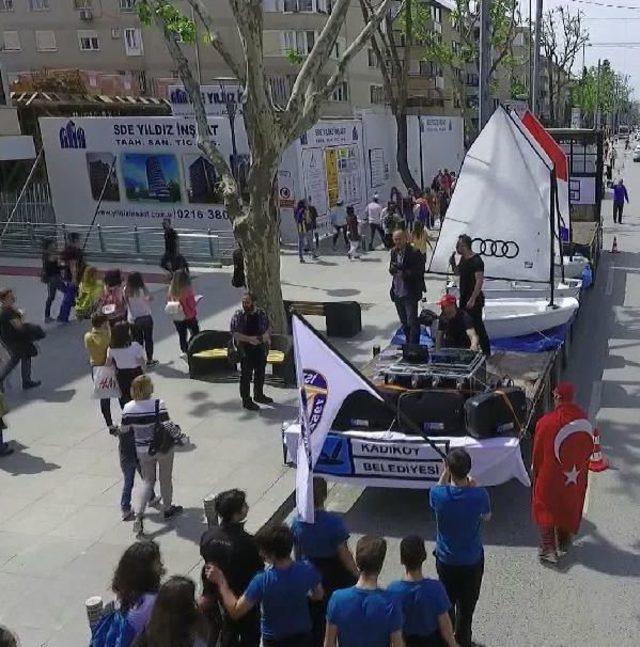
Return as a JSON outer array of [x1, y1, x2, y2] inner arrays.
[[138, 0, 394, 331], [423, 0, 520, 138], [541, 6, 589, 126]]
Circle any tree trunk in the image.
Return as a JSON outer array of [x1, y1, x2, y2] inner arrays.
[[395, 111, 420, 192], [548, 60, 555, 125], [234, 165, 287, 335]]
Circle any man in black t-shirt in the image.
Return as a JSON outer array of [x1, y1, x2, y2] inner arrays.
[[160, 218, 186, 275], [449, 234, 491, 356], [436, 294, 480, 351]]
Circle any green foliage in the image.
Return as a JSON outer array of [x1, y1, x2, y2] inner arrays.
[[285, 48, 306, 65], [138, 0, 196, 43], [573, 63, 633, 118], [510, 78, 528, 100]]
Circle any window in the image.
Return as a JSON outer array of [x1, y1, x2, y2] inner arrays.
[[78, 29, 100, 51], [367, 48, 378, 68], [73, 0, 91, 8], [35, 30, 57, 51], [284, 0, 315, 11], [370, 84, 385, 104], [119, 0, 136, 11], [330, 81, 349, 102], [29, 0, 49, 10], [419, 60, 430, 77], [331, 37, 345, 60], [2, 30, 20, 51], [0, 0, 14, 12], [513, 32, 524, 47], [282, 30, 315, 55], [124, 27, 143, 56], [430, 4, 442, 23]]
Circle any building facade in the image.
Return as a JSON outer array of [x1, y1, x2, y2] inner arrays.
[[0, 0, 388, 116]]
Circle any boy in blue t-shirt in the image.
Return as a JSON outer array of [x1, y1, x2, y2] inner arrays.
[[429, 448, 491, 647], [388, 535, 456, 647], [206, 523, 323, 646], [325, 535, 403, 647]]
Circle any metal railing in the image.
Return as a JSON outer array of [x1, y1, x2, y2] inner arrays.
[[0, 221, 236, 266], [0, 182, 55, 227]]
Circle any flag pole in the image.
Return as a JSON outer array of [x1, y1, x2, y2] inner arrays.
[[291, 312, 447, 460]]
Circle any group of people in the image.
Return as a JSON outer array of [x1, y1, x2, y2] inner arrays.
[[86, 447, 490, 647], [388, 230, 490, 356], [297, 174, 458, 263]]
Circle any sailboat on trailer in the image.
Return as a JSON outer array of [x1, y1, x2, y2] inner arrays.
[[429, 106, 579, 339]]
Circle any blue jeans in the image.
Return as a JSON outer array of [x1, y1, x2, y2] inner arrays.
[[57, 283, 77, 322], [45, 277, 65, 319], [120, 456, 137, 512]]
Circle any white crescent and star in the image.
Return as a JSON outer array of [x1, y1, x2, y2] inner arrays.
[[553, 418, 593, 486]]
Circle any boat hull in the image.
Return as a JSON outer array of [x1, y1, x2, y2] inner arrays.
[[482, 297, 580, 339], [447, 279, 582, 301]]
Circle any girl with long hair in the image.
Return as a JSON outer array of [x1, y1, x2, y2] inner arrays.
[[125, 272, 157, 367], [168, 270, 200, 356]]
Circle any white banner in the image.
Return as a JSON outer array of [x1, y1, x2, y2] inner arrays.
[[292, 314, 384, 521], [39, 116, 250, 230], [168, 83, 244, 117]]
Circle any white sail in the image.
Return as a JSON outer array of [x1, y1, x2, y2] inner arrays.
[[429, 107, 554, 283]]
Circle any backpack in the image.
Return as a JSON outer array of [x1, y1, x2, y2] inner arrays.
[[148, 399, 174, 456], [89, 609, 136, 647]]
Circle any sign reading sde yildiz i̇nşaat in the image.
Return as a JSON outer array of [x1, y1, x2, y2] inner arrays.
[[39, 116, 250, 229]]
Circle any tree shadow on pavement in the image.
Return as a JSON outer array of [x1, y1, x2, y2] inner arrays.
[[144, 506, 205, 545], [0, 441, 61, 475]]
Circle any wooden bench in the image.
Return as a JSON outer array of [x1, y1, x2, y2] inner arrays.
[[187, 330, 296, 386], [284, 300, 362, 338]]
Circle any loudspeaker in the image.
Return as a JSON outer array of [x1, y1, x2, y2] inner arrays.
[[332, 389, 396, 431], [464, 387, 527, 438], [397, 390, 465, 437], [324, 301, 362, 338]]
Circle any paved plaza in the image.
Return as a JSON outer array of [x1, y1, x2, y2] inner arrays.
[[1, 147, 640, 646]]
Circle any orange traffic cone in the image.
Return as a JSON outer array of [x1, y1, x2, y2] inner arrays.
[[611, 236, 619, 253], [589, 428, 610, 472]]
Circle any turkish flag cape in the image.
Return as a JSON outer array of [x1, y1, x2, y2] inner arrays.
[[532, 403, 594, 533]]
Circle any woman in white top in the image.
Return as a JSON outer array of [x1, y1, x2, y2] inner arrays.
[[106, 321, 146, 407], [121, 375, 185, 537], [125, 272, 157, 367]]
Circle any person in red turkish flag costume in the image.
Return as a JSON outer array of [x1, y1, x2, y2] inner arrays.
[[532, 382, 594, 564]]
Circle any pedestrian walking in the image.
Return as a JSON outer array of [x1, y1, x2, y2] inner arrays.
[[200, 489, 263, 647], [41, 238, 64, 323], [206, 524, 323, 647], [430, 448, 491, 647], [388, 535, 456, 647], [449, 234, 491, 356], [357, 205, 370, 254], [133, 575, 211, 647], [389, 186, 403, 209], [346, 206, 361, 260], [330, 200, 349, 251], [167, 270, 200, 356], [230, 292, 273, 411], [125, 272, 157, 367], [75, 266, 103, 320], [58, 232, 85, 323], [294, 200, 316, 263], [291, 477, 357, 647], [411, 221, 431, 259], [0, 288, 41, 391], [324, 536, 403, 647], [160, 218, 180, 275], [532, 382, 593, 565], [122, 375, 185, 537], [84, 313, 116, 433], [365, 194, 384, 250], [389, 229, 425, 345], [100, 269, 127, 325], [110, 540, 164, 641], [308, 203, 320, 252], [402, 190, 415, 231], [106, 321, 145, 408], [613, 178, 629, 224]]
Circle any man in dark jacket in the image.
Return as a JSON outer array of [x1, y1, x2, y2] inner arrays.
[[200, 489, 263, 647], [389, 229, 425, 345]]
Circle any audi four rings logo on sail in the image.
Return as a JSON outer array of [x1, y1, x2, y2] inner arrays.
[[471, 238, 520, 258]]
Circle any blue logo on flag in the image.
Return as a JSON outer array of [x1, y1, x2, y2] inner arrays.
[[316, 434, 351, 475], [301, 369, 328, 436]]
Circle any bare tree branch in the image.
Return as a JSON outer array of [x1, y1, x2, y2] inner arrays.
[[149, 4, 241, 219], [286, 0, 351, 114], [184, 0, 245, 83]]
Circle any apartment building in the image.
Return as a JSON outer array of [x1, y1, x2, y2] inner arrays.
[[0, 0, 386, 116]]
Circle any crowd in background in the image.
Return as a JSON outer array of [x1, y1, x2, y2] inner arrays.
[[294, 169, 456, 262]]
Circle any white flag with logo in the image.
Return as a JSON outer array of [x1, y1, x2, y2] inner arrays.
[[292, 314, 384, 522]]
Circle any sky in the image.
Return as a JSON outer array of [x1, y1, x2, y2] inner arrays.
[[520, 0, 640, 97]]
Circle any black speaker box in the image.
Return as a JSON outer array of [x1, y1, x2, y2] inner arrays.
[[464, 387, 527, 438]]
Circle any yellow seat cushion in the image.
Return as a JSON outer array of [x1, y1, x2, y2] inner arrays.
[[267, 350, 285, 364], [193, 348, 228, 359]]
